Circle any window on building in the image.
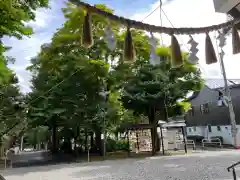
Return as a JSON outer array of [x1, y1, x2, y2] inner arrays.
[[217, 126, 221, 131], [204, 103, 210, 113], [200, 104, 204, 114], [200, 103, 210, 114], [208, 125, 212, 132], [193, 127, 196, 131], [189, 128, 192, 132], [225, 127, 228, 130]]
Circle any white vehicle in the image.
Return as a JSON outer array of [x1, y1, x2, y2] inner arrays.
[[23, 148, 34, 152]]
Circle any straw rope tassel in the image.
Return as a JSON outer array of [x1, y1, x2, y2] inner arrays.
[[205, 33, 217, 64], [124, 26, 135, 62], [232, 25, 240, 54], [82, 12, 93, 48], [171, 35, 183, 68]]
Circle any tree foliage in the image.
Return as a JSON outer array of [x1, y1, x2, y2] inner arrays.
[[0, 0, 49, 150], [0, 0, 49, 39], [26, 3, 130, 153], [15, 1, 203, 156], [120, 47, 203, 154], [121, 47, 203, 119]]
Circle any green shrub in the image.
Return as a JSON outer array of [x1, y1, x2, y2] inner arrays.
[[106, 138, 129, 152], [106, 138, 117, 152], [116, 140, 129, 151]]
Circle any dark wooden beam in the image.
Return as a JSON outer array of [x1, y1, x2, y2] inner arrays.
[[224, 6, 240, 34]]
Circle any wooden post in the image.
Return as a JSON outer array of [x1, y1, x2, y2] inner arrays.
[[87, 147, 90, 162], [127, 130, 130, 157], [182, 126, 187, 153], [160, 125, 165, 155], [232, 168, 237, 180], [136, 130, 139, 153], [20, 136, 24, 151]]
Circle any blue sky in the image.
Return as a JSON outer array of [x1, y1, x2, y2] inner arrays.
[[3, 0, 160, 93], [3, 0, 240, 93]]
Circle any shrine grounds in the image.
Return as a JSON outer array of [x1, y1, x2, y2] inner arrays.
[[1, 150, 240, 180]]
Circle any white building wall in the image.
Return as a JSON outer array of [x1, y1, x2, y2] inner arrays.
[[187, 125, 235, 144], [187, 126, 204, 136]]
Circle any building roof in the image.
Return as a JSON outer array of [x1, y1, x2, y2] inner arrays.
[[187, 79, 240, 101], [161, 121, 186, 128], [205, 79, 240, 89]]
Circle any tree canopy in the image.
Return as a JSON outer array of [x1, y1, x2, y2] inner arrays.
[[0, 0, 50, 150], [0, 1, 203, 156]]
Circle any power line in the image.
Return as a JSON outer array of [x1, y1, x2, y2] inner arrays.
[[160, 7, 207, 75], [2, 4, 160, 122], [29, 69, 80, 105], [141, 5, 160, 22], [0, 3, 182, 135], [159, 0, 163, 45], [0, 68, 81, 136], [0, 4, 163, 136], [161, 8, 189, 50], [4, 6, 162, 118]]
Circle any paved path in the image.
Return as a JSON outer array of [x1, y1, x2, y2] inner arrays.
[[1, 150, 240, 180]]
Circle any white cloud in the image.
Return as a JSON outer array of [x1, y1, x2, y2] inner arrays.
[[3, 0, 65, 93], [131, 0, 240, 79], [4, 34, 52, 93]]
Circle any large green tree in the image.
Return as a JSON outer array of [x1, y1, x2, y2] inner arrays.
[[26, 1, 203, 157], [121, 47, 203, 154], [27, 3, 122, 154], [26, 2, 153, 155], [0, 0, 49, 152], [0, 0, 49, 39]]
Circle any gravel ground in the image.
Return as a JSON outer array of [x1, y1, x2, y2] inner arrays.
[[1, 150, 240, 180]]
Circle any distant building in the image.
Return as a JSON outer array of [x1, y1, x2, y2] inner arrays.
[[213, 0, 240, 15], [213, 0, 240, 33], [185, 79, 240, 145]]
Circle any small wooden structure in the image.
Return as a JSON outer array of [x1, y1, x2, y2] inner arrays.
[[122, 120, 188, 155], [124, 124, 153, 155], [159, 120, 188, 154]]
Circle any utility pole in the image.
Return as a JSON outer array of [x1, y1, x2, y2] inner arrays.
[[217, 31, 238, 147], [219, 50, 238, 147]]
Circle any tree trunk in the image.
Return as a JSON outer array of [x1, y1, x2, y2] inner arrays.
[[148, 107, 159, 156], [115, 132, 119, 140], [95, 129, 103, 156], [84, 129, 88, 153], [51, 122, 57, 154], [90, 132, 94, 149], [136, 130, 140, 153], [33, 131, 37, 149], [74, 126, 80, 151]]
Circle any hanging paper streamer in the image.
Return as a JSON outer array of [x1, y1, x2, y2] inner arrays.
[[104, 25, 116, 51], [205, 33, 217, 64], [232, 25, 240, 54], [82, 12, 93, 48], [171, 35, 183, 68], [71, 0, 240, 65], [217, 31, 226, 48], [148, 32, 159, 66], [124, 26, 135, 61], [217, 31, 226, 73], [188, 35, 199, 64]]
